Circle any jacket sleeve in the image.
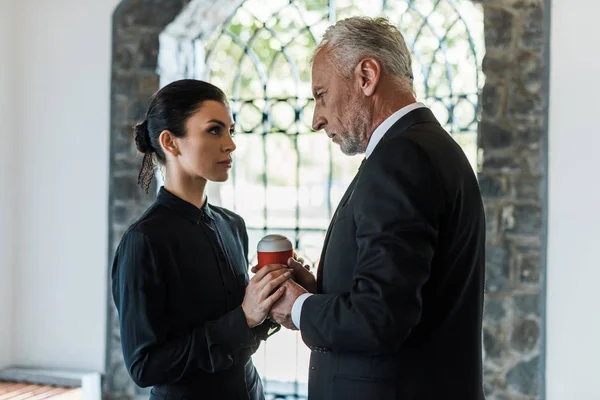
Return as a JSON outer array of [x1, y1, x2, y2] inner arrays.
[[300, 138, 443, 354], [112, 230, 258, 388]]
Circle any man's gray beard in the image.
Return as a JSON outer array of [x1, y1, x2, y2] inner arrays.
[[339, 114, 368, 156], [339, 96, 369, 156], [339, 135, 365, 156]]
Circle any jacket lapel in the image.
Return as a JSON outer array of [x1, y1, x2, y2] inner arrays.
[[314, 107, 441, 292], [316, 159, 364, 292]]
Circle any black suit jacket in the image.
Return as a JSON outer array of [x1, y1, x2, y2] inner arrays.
[[300, 108, 486, 400]]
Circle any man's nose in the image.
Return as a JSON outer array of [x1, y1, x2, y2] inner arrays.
[[312, 111, 326, 132]]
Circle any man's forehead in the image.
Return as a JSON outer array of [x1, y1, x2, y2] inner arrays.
[[312, 47, 330, 68], [311, 48, 331, 87]]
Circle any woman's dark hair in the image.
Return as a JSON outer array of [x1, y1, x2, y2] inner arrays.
[[133, 79, 228, 193]]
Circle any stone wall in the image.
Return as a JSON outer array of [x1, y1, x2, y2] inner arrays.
[[105, 0, 549, 399], [105, 1, 189, 398], [477, 0, 549, 398]]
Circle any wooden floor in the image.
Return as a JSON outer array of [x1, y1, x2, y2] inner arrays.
[[0, 381, 82, 399]]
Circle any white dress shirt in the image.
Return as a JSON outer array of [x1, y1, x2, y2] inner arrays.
[[290, 102, 427, 329]]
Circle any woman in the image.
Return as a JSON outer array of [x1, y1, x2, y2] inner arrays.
[[111, 79, 289, 400]]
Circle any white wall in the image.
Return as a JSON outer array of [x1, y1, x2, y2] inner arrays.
[[0, 0, 597, 391], [0, 0, 16, 369], [547, 0, 600, 398], [8, 0, 119, 372]]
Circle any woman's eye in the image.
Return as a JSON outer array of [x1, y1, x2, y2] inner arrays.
[[230, 129, 237, 138], [209, 126, 221, 135]]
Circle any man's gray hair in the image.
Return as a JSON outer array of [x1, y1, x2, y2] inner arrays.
[[315, 17, 414, 88]]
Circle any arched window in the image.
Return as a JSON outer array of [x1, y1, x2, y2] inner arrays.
[[160, 0, 483, 396]]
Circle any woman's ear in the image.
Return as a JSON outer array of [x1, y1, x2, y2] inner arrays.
[[159, 130, 180, 157]]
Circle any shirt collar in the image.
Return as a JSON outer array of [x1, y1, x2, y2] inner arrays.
[[156, 186, 213, 224], [365, 102, 427, 159]]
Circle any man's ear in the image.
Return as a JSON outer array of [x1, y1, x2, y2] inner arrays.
[[354, 57, 381, 97]]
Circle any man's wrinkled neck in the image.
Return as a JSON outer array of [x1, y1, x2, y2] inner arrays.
[[365, 90, 417, 143]]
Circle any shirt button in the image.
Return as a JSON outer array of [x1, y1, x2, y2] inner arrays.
[[310, 366, 316, 370]]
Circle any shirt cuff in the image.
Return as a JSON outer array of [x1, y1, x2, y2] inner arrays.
[[291, 293, 313, 330]]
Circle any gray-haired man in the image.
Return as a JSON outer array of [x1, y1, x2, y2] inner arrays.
[[268, 17, 486, 400]]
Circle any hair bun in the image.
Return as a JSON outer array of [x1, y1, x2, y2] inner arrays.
[[134, 120, 152, 153]]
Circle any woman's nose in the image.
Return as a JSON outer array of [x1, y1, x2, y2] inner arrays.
[[222, 134, 236, 153]]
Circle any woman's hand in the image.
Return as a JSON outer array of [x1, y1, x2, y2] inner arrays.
[[242, 264, 291, 328]]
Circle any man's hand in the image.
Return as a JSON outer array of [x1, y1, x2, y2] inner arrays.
[[286, 257, 317, 293], [270, 279, 307, 330]]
